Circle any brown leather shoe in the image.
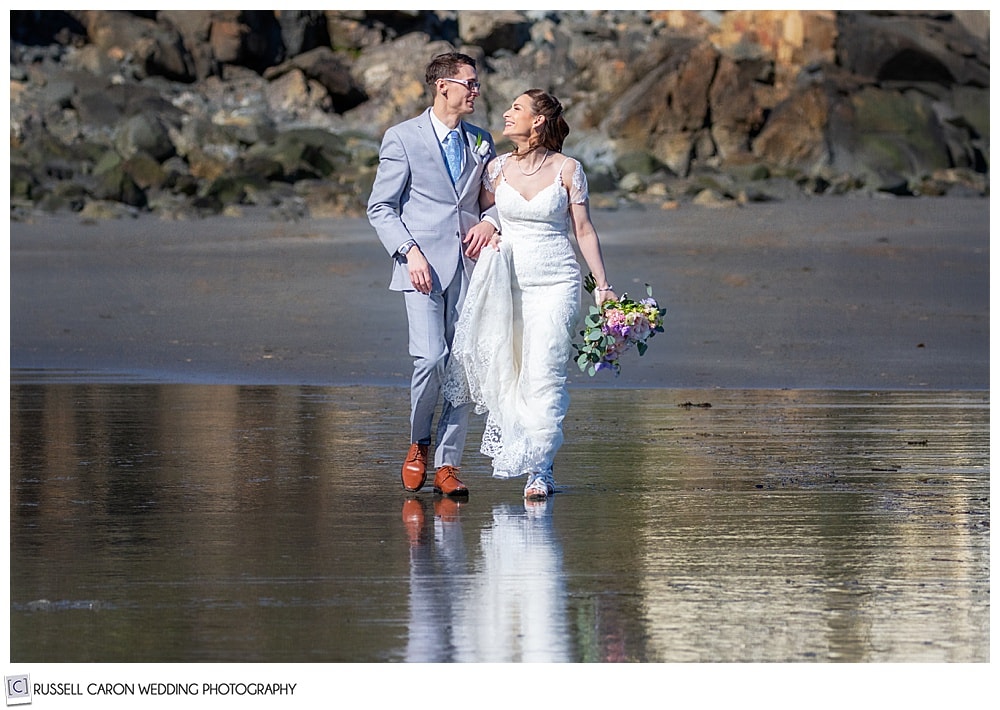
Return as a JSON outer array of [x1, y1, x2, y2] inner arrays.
[[401, 443, 429, 492], [433, 465, 469, 497]]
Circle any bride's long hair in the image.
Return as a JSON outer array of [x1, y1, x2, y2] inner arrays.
[[515, 89, 570, 155]]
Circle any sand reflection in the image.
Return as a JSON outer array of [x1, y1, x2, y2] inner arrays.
[[403, 498, 569, 662], [8, 383, 988, 662]]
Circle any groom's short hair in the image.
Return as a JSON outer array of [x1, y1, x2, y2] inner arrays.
[[425, 52, 477, 86]]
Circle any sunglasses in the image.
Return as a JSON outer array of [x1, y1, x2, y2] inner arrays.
[[442, 77, 481, 92]]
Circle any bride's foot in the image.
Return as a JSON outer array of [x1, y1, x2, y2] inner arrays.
[[524, 470, 556, 500]]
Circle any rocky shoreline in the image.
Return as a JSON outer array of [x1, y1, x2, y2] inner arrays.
[[9, 10, 990, 222]]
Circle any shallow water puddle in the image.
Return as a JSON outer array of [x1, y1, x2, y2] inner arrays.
[[9, 385, 988, 661]]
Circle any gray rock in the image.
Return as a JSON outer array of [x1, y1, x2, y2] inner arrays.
[[114, 114, 176, 162], [276, 10, 329, 58], [264, 46, 367, 114], [6, 10, 989, 219], [458, 11, 532, 56]]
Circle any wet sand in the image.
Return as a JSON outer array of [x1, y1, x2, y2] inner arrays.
[[9, 384, 990, 664], [4, 380, 990, 710], [5, 197, 991, 699], [8, 195, 989, 390]]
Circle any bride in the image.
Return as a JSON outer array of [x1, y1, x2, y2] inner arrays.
[[442, 89, 617, 500]]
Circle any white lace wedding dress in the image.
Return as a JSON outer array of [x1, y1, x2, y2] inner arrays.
[[443, 154, 587, 479]]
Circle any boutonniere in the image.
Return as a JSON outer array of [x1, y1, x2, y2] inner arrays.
[[474, 133, 490, 157]]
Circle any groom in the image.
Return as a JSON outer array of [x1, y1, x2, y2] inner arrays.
[[368, 52, 498, 497]]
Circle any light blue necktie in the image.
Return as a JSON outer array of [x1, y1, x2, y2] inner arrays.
[[444, 130, 463, 184]]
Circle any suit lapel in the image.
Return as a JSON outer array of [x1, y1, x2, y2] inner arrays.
[[454, 122, 479, 195], [417, 108, 455, 189], [462, 123, 486, 168], [417, 110, 480, 196]]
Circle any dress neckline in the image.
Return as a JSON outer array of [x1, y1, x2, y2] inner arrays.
[[498, 153, 571, 203], [499, 179, 561, 204]]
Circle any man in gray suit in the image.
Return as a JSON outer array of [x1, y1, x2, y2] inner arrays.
[[368, 52, 498, 498]]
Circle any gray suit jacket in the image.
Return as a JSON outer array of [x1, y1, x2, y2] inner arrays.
[[368, 107, 497, 292]]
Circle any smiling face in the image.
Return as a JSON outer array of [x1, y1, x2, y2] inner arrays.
[[502, 93, 543, 143], [438, 64, 480, 118]]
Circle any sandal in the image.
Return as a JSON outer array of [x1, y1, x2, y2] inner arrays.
[[524, 470, 556, 500]]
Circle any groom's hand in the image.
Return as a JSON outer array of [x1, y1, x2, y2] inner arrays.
[[406, 247, 433, 294], [463, 221, 497, 259]]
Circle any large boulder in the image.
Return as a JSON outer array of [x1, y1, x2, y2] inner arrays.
[[458, 11, 531, 56], [158, 11, 217, 80], [601, 38, 717, 176], [263, 46, 367, 114], [346, 36, 459, 132], [275, 10, 329, 57], [708, 55, 770, 161], [114, 113, 176, 162], [836, 11, 989, 87], [828, 86, 953, 191], [7, 10, 991, 219], [752, 83, 831, 174], [244, 128, 350, 182], [73, 10, 197, 82]]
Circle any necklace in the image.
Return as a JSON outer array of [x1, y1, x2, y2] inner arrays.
[[516, 149, 549, 176]]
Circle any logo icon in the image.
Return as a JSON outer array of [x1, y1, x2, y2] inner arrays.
[[5, 675, 31, 706]]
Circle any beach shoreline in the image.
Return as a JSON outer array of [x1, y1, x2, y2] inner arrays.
[[8, 195, 990, 391]]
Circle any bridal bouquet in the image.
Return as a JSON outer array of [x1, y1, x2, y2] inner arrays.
[[573, 273, 666, 376]]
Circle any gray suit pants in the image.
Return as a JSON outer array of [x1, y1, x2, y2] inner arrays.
[[403, 266, 471, 469]]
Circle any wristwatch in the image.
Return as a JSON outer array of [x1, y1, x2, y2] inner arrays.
[[398, 240, 417, 256]]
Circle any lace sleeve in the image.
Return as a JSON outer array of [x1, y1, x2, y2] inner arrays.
[[482, 154, 506, 194], [568, 159, 589, 204]]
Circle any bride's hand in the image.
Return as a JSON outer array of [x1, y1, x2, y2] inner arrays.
[[595, 287, 617, 305], [463, 221, 497, 259]]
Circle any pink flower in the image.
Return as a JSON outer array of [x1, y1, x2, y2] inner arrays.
[[573, 278, 666, 376]]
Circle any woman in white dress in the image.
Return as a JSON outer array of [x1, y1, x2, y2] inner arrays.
[[443, 89, 617, 500]]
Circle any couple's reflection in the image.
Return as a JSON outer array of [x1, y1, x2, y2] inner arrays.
[[403, 496, 569, 662]]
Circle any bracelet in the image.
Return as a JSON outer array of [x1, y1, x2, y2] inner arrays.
[[596, 285, 614, 291]]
